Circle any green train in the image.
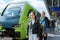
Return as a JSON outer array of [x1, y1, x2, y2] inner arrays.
[[0, 2, 39, 40]]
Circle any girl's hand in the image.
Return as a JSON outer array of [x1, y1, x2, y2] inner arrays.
[[42, 32, 44, 35], [26, 36, 28, 38], [44, 34, 46, 37], [36, 37, 39, 40]]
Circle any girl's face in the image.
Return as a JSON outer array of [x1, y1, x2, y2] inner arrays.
[[30, 12, 35, 19]]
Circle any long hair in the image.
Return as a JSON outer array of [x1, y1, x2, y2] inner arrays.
[[27, 9, 33, 17], [27, 9, 38, 23], [32, 12, 37, 22]]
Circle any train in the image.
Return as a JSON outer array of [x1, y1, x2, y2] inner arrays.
[[0, 1, 50, 40]]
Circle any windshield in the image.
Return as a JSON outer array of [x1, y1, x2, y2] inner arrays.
[[3, 3, 24, 17]]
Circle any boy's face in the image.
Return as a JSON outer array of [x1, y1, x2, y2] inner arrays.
[[41, 12, 45, 17]]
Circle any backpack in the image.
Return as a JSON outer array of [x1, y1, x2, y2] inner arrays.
[[40, 17, 50, 28], [44, 17, 50, 28]]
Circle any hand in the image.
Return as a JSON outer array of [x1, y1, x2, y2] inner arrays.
[[42, 32, 44, 35], [44, 34, 46, 37], [26, 36, 28, 38], [36, 37, 39, 40]]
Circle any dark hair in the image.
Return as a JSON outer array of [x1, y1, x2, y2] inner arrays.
[[32, 12, 37, 22], [27, 9, 37, 22], [27, 9, 33, 17], [42, 11, 45, 15], [32, 12, 35, 15]]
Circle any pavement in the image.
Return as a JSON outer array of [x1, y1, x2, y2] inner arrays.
[[0, 37, 13, 40], [47, 28, 60, 40]]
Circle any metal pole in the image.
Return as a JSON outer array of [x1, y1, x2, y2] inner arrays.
[[52, 0, 53, 7], [58, 0, 59, 6]]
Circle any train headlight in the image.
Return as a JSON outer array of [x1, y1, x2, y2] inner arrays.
[[13, 24, 21, 28], [0, 24, 3, 30]]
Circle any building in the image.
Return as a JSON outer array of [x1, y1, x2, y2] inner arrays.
[[45, 0, 60, 11]]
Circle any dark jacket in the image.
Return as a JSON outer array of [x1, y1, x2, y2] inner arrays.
[[27, 20, 43, 37], [44, 17, 50, 28]]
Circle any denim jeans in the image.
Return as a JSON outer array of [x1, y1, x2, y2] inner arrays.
[[29, 34, 37, 40]]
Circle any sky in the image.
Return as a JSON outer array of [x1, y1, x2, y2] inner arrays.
[[0, 0, 50, 19], [0, 0, 44, 3], [0, 0, 44, 11]]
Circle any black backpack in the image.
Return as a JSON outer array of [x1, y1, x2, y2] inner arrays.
[[44, 17, 50, 28]]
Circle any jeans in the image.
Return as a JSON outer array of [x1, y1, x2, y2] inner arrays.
[[29, 34, 38, 40]]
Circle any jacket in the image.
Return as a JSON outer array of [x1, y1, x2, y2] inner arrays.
[[26, 20, 42, 37]]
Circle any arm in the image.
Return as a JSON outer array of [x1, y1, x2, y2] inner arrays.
[[40, 24, 44, 35], [37, 21, 43, 37], [26, 25, 29, 36], [26, 21, 30, 36]]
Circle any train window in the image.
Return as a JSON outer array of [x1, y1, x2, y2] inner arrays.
[[3, 4, 24, 17]]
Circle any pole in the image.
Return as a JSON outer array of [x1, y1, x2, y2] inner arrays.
[[58, 0, 59, 6], [52, 0, 53, 7]]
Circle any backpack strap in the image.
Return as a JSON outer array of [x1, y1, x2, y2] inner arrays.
[[40, 19, 45, 24]]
